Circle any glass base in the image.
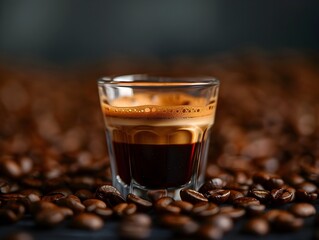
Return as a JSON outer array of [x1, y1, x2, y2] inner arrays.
[[130, 179, 195, 200]]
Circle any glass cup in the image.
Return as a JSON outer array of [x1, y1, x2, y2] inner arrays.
[[97, 75, 219, 199]]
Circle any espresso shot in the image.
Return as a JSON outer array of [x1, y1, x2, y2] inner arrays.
[[98, 75, 219, 198]]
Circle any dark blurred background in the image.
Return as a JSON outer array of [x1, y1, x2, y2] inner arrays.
[[0, 0, 319, 65]]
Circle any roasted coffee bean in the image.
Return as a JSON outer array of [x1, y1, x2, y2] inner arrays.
[[273, 212, 304, 232], [263, 209, 291, 223], [58, 207, 73, 218], [48, 188, 72, 197], [248, 189, 271, 203], [192, 202, 210, 214], [192, 203, 219, 218], [0, 209, 18, 224], [180, 189, 208, 204], [233, 197, 260, 208], [245, 204, 266, 216], [127, 193, 153, 212], [83, 199, 107, 211], [271, 187, 295, 205], [95, 185, 125, 207], [155, 197, 181, 214], [1, 156, 22, 178], [71, 213, 104, 230], [244, 218, 269, 235], [147, 189, 167, 202], [21, 178, 42, 189], [35, 209, 65, 228], [264, 177, 285, 190], [42, 193, 65, 202], [170, 200, 193, 213], [198, 178, 225, 194], [75, 189, 94, 201], [296, 181, 317, 193], [30, 201, 58, 215], [295, 189, 318, 202], [0, 180, 10, 193], [19, 189, 42, 197], [219, 206, 245, 220], [56, 195, 85, 213], [206, 214, 233, 232], [227, 190, 244, 203], [225, 182, 249, 195], [160, 214, 198, 235], [4, 202, 25, 219], [123, 213, 152, 227], [0, 193, 25, 202], [160, 214, 192, 228], [289, 203, 316, 218], [119, 214, 152, 239], [93, 207, 113, 219], [197, 224, 223, 240], [113, 203, 137, 217], [252, 172, 271, 186], [2, 231, 34, 240], [206, 189, 230, 204], [284, 174, 305, 186]]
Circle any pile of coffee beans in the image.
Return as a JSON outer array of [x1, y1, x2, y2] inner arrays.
[[0, 51, 319, 239]]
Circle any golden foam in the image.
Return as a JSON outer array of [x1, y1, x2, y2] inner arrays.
[[101, 93, 216, 119]]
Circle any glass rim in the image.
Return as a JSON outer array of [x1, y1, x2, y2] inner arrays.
[[98, 74, 219, 87]]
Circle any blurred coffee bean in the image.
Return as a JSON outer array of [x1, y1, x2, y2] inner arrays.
[[248, 189, 271, 203], [2, 231, 34, 240], [160, 214, 192, 229], [264, 177, 285, 190], [296, 181, 317, 193], [295, 189, 318, 202], [30, 201, 58, 215], [180, 189, 208, 204], [252, 172, 271, 186], [147, 189, 167, 202], [273, 212, 304, 232], [245, 204, 266, 216], [93, 207, 113, 219], [244, 218, 269, 235], [289, 203, 316, 218], [170, 200, 193, 213], [233, 197, 260, 208], [48, 188, 72, 197], [197, 224, 223, 240], [227, 190, 244, 203], [71, 213, 104, 230], [35, 209, 65, 228], [271, 187, 295, 205], [155, 197, 181, 214], [127, 193, 153, 212], [1, 156, 22, 178], [284, 173, 305, 186], [83, 199, 107, 211], [119, 214, 152, 239], [206, 214, 233, 232], [42, 193, 65, 202], [19, 189, 42, 197], [56, 195, 85, 213], [198, 178, 225, 194], [75, 189, 94, 201], [0, 209, 18, 224], [193, 203, 219, 218], [95, 185, 125, 207], [219, 206, 246, 220], [21, 178, 42, 189], [206, 189, 230, 204], [0, 180, 10, 193], [113, 203, 137, 217]]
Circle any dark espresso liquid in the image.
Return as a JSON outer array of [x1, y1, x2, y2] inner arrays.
[[113, 142, 202, 189]]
